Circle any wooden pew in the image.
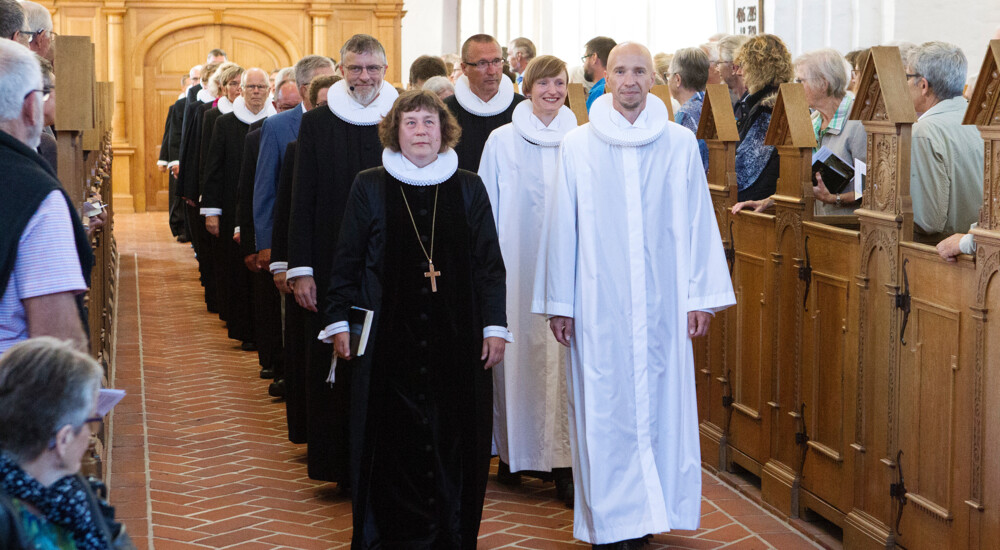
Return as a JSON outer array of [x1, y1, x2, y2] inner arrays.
[[566, 83, 589, 124], [758, 83, 816, 517], [54, 35, 118, 483], [696, 42, 1000, 549], [694, 84, 740, 471], [649, 85, 675, 121], [964, 38, 1000, 550]]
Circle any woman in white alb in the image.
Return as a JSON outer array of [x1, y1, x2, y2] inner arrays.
[[478, 55, 578, 506]]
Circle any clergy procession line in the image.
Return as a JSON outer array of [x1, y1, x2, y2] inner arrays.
[[158, 32, 736, 549]]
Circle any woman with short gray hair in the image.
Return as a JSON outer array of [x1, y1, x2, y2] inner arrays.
[[796, 48, 866, 214], [0, 337, 133, 549]]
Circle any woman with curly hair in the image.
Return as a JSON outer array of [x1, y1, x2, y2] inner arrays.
[[733, 34, 794, 202]]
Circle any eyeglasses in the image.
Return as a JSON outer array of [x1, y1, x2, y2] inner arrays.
[[82, 416, 104, 435], [581, 53, 594, 63], [243, 84, 268, 91], [345, 65, 386, 76], [463, 58, 503, 71], [906, 73, 923, 81], [23, 29, 52, 42], [717, 61, 736, 69], [24, 89, 51, 103]]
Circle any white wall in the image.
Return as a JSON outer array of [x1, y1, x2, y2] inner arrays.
[[761, 0, 1000, 75], [402, 0, 1000, 81]]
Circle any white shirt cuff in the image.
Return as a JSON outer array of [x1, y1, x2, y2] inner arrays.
[[959, 233, 976, 255], [167, 160, 179, 168], [269, 261, 288, 274], [234, 226, 240, 236], [200, 208, 222, 216], [484, 325, 514, 343], [318, 321, 350, 343], [286, 266, 314, 279], [157, 160, 167, 166]]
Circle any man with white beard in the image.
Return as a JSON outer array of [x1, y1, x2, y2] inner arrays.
[[535, 42, 735, 548], [287, 34, 398, 485]]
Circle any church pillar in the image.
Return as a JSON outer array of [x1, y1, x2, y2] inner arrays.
[[374, 3, 404, 85], [105, 7, 127, 143], [105, 6, 135, 211], [309, 11, 330, 56]]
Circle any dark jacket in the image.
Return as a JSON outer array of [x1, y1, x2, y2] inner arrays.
[[735, 85, 781, 202], [0, 475, 135, 550]]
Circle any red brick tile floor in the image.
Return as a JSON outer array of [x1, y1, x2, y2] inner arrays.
[[108, 212, 832, 550]]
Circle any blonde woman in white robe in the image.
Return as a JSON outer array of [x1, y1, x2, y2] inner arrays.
[[479, 55, 577, 507]]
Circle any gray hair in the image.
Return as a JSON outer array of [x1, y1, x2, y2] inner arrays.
[[0, 39, 41, 122], [670, 47, 710, 92], [887, 41, 917, 64], [340, 34, 387, 66], [294, 55, 335, 88], [508, 37, 536, 59], [0, 0, 24, 40], [189, 64, 203, 78], [274, 66, 296, 99], [0, 337, 103, 462], [795, 48, 850, 99], [422, 75, 454, 96], [907, 41, 967, 100], [718, 34, 750, 63], [18, 0, 51, 33]]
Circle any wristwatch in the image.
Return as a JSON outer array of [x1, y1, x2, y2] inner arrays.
[[835, 194, 843, 207]]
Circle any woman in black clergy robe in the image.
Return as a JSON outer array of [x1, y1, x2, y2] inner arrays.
[[320, 89, 508, 549]]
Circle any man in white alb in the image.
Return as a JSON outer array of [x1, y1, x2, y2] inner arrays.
[[534, 42, 736, 549]]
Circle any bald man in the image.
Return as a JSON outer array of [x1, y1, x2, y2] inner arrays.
[[534, 43, 735, 548]]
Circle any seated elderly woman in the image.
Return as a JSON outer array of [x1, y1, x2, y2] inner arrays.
[[732, 48, 867, 216], [668, 47, 711, 171], [732, 34, 794, 202], [0, 337, 132, 549]]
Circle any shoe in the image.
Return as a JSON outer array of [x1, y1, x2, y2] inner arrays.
[[555, 477, 574, 508], [259, 367, 275, 379], [268, 379, 285, 398], [241, 341, 258, 352], [177, 235, 190, 243], [496, 460, 521, 486]]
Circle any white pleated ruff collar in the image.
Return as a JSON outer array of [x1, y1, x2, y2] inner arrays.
[[453, 74, 515, 117], [327, 80, 399, 126], [196, 87, 216, 104], [382, 149, 458, 186], [217, 96, 234, 115], [588, 93, 668, 147], [232, 96, 277, 125], [511, 100, 577, 147]]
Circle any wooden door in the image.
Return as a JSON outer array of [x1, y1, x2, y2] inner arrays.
[[143, 25, 292, 211], [894, 245, 975, 549], [727, 210, 775, 475], [799, 221, 859, 524]]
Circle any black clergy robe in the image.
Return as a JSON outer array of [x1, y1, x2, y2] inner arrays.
[[177, 99, 218, 313], [273, 140, 306, 443], [166, 96, 187, 238], [444, 94, 524, 171], [237, 121, 283, 374], [324, 167, 506, 549], [202, 112, 255, 345], [288, 107, 383, 483]]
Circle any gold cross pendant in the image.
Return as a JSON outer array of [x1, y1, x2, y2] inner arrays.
[[424, 262, 441, 293]]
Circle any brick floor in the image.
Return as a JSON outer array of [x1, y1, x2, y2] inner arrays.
[[109, 212, 825, 549]]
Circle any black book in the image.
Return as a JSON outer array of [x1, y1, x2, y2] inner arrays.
[[812, 147, 855, 195]]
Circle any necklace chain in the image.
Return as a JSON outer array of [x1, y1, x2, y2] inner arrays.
[[399, 185, 438, 265]]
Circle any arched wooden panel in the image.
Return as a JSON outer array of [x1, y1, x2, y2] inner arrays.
[[142, 25, 293, 211]]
